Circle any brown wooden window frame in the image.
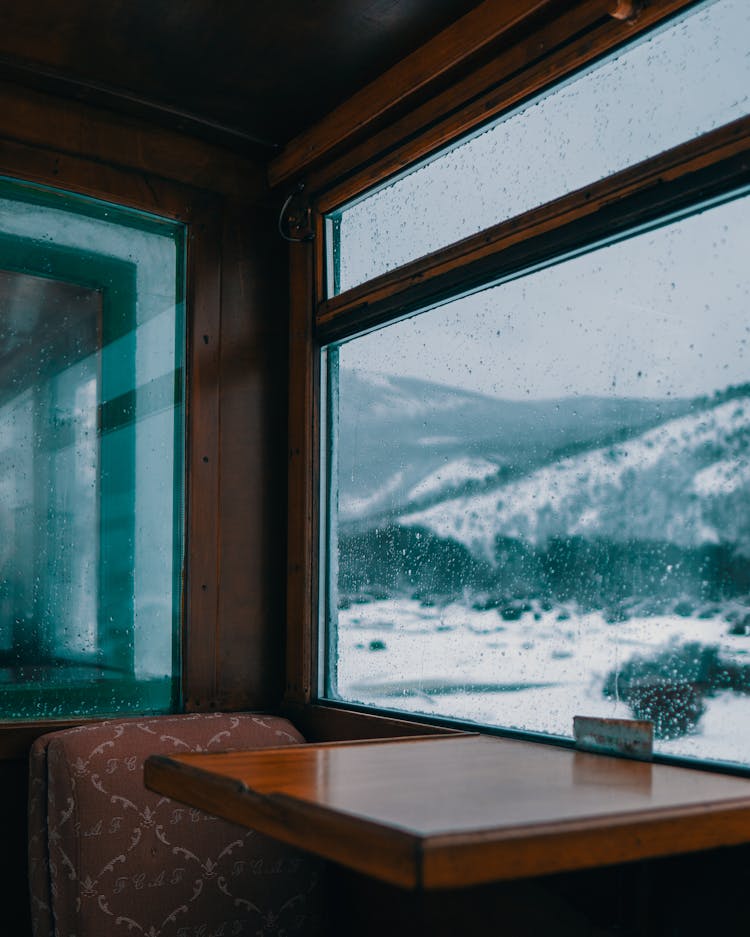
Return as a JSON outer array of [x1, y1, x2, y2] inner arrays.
[[281, 0, 750, 745], [0, 127, 230, 757]]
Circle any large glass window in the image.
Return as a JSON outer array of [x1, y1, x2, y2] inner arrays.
[[324, 189, 750, 766], [0, 178, 184, 719], [321, 0, 750, 769]]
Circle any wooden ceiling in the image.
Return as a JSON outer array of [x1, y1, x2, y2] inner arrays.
[[0, 0, 484, 154]]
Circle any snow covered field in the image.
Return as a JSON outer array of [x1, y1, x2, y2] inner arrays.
[[332, 598, 750, 766]]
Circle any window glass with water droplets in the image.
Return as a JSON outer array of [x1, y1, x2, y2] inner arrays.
[[326, 0, 749, 296], [321, 0, 750, 768], [324, 190, 750, 767], [0, 177, 184, 719]]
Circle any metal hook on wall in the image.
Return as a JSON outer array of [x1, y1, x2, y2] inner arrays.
[[278, 182, 315, 242]]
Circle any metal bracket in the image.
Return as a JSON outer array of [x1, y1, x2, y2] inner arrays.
[[278, 182, 315, 242]]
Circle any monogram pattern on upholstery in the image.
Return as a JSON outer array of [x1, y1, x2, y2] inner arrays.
[[29, 713, 324, 937]]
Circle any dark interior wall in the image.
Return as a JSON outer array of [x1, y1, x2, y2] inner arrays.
[[0, 81, 288, 929], [327, 847, 750, 937], [0, 759, 30, 932]]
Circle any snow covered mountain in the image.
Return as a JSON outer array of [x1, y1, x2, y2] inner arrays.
[[400, 391, 750, 561], [336, 369, 692, 525]]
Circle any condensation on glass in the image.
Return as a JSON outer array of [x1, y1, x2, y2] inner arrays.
[[0, 177, 184, 719], [322, 188, 750, 767], [326, 0, 749, 295]]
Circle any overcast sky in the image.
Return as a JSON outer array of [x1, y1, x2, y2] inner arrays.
[[337, 0, 749, 402], [340, 194, 750, 400]]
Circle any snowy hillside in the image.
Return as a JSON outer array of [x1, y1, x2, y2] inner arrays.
[[400, 394, 750, 561], [331, 379, 750, 766], [406, 456, 500, 502], [337, 368, 692, 523]]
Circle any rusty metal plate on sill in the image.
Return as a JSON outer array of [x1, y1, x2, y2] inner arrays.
[[573, 716, 654, 760]]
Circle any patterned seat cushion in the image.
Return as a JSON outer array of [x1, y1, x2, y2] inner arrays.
[[29, 713, 324, 937]]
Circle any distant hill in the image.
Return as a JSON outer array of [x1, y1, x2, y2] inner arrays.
[[336, 377, 750, 608], [401, 389, 750, 559], [337, 369, 693, 526]]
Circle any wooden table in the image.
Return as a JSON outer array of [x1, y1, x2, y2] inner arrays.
[[144, 733, 750, 890]]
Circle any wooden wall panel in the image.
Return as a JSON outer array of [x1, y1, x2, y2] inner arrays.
[[214, 199, 289, 709], [0, 80, 265, 200]]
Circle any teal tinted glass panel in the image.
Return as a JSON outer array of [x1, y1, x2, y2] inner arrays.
[[323, 188, 750, 769], [0, 178, 184, 718], [327, 0, 749, 295]]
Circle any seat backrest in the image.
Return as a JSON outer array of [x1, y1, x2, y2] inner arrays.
[[29, 712, 324, 937]]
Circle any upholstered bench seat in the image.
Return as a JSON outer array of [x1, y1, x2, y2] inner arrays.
[[29, 713, 324, 937]]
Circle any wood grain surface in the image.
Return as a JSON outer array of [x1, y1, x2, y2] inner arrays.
[[145, 734, 750, 889]]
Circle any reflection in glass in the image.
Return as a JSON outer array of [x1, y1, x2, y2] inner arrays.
[[328, 0, 749, 294], [0, 179, 183, 718], [324, 190, 750, 767]]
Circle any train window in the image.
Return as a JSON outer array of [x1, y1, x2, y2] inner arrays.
[[325, 0, 749, 296], [0, 178, 184, 719], [319, 0, 750, 769]]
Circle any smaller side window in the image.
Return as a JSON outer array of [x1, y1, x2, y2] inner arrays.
[[0, 178, 185, 719]]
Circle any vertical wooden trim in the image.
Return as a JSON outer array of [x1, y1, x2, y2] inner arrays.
[[286, 237, 318, 705], [213, 198, 289, 710], [183, 198, 224, 710]]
